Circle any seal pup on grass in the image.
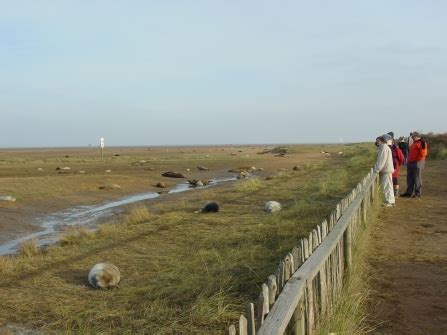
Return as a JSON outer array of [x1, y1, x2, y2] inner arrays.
[[88, 263, 121, 289], [194, 202, 219, 214]]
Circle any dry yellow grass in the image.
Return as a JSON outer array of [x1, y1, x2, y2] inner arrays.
[[124, 204, 151, 224], [60, 227, 95, 246], [0, 256, 15, 275], [18, 239, 40, 257]]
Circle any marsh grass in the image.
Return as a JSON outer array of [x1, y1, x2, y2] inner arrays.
[[234, 177, 263, 193], [18, 238, 40, 257], [0, 144, 375, 334], [60, 227, 95, 246], [124, 204, 151, 224], [0, 256, 15, 275]]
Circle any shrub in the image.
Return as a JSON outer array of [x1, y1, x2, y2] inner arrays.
[[424, 133, 447, 160]]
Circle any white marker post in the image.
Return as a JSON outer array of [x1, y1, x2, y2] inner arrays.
[[100, 137, 105, 160]]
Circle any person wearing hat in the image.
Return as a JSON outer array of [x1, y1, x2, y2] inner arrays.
[[401, 132, 428, 198], [397, 136, 409, 165], [373, 136, 396, 207]]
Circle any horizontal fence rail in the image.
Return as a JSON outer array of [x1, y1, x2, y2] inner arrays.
[[229, 169, 379, 335]]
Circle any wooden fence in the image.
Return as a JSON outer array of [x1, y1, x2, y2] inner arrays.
[[228, 168, 379, 335]]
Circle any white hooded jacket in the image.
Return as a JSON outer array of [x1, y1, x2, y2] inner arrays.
[[373, 143, 394, 174]]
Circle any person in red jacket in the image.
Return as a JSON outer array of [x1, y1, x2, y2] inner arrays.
[[401, 132, 428, 198], [390, 140, 405, 196]]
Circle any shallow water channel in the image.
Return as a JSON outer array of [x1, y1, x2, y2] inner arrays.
[[0, 176, 237, 255]]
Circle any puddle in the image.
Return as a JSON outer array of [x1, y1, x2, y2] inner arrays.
[[0, 176, 237, 255]]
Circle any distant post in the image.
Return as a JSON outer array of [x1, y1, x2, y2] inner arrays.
[[100, 137, 105, 160]]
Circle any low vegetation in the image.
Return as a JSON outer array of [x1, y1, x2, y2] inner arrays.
[[318, 197, 382, 335], [18, 239, 40, 257], [424, 132, 447, 160], [0, 144, 376, 334]]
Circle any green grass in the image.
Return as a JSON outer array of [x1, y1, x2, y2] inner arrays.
[[0, 144, 376, 334]]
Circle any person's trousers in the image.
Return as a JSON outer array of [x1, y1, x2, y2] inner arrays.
[[405, 160, 425, 196], [380, 172, 395, 204]]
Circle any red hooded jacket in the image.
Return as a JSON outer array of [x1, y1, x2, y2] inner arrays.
[[391, 145, 405, 177]]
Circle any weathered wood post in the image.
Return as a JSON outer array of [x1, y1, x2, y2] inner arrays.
[[291, 298, 306, 335], [246, 303, 255, 335], [344, 222, 352, 270]]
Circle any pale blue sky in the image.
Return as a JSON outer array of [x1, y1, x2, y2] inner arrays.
[[1, 1, 446, 147]]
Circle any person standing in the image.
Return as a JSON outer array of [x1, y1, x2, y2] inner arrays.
[[398, 136, 409, 165], [373, 136, 396, 207], [401, 132, 428, 198], [390, 139, 405, 196]]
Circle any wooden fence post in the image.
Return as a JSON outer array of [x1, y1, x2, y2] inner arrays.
[[291, 298, 305, 335], [312, 229, 319, 251], [306, 280, 315, 335], [292, 246, 301, 271], [321, 220, 328, 240], [303, 238, 309, 260], [268, 275, 278, 307], [284, 253, 294, 281], [344, 221, 352, 270], [246, 303, 255, 335], [257, 283, 270, 328], [239, 314, 248, 335]]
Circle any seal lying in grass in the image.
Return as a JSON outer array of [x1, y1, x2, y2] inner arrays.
[[264, 201, 282, 213], [88, 263, 121, 289], [195, 202, 219, 213]]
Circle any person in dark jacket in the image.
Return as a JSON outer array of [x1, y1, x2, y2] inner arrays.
[[401, 132, 428, 198], [397, 137, 409, 164]]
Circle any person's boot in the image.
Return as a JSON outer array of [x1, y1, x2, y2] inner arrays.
[[393, 188, 399, 197]]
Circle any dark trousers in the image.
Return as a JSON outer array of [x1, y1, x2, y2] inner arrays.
[[404, 160, 425, 196]]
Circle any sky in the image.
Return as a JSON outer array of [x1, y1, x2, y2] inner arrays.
[[1, 1, 446, 147]]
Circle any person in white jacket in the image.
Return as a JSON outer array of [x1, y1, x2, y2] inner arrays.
[[373, 136, 396, 207]]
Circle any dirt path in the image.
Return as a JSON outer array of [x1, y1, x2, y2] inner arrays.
[[367, 160, 447, 334]]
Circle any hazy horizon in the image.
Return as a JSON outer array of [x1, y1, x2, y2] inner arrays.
[[0, 140, 366, 150], [1, 1, 446, 147]]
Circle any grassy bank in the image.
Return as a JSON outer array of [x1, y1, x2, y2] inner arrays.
[[0, 144, 375, 334], [318, 196, 381, 335]]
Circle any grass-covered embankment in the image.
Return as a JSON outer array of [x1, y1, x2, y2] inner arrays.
[[318, 195, 382, 335], [0, 144, 375, 334]]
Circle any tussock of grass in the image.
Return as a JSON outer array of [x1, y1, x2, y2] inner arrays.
[[19, 238, 40, 257], [97, 221, 127, 236], [0, 256, 15, 275], [60, 227, 95, 245], [234, 177, 263, 193], [125, 204, 151, 224]]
